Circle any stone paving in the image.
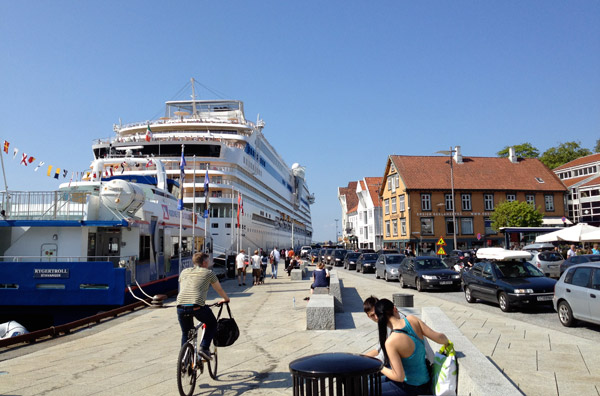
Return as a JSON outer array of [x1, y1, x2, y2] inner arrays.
[[0, 262, 599, 395]]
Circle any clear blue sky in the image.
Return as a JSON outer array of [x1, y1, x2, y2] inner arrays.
[[1, 1, 598, 242]]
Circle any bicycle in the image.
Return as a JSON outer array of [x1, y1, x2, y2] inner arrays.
[[177, 302, 222, 396]]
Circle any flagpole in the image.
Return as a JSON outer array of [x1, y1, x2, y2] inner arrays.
[[0, 148, 8, 192], [192, 155, 196, 254], [231, 188, 234, 253], [178, 144, 185, 275], [204, 163, 209, 253]]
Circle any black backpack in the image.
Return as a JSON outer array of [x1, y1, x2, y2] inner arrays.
[[213, 304, 240, 347]]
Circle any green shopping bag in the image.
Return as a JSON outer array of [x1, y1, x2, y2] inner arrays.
[[431, 341, 458, 396]]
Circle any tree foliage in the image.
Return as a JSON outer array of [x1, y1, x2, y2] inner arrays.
[[595, 138, 600, 153], [497, 143, 540, 158], [490, 200, 543, 231], [539, 141, 591, 169]]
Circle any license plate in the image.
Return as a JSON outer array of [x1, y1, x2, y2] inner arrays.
[[537, 295, 553, 301], [440, 281, 452, 285]]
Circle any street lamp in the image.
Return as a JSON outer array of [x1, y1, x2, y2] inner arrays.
[[334, 218, 339, 244], [436, 147, 458, 250]]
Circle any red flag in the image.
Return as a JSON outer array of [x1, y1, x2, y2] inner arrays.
[[3, 141, 8, 154], [28, 156, 35, 164], [237, 194, 241, 228], [20, 153, 28, 166], [145, 125, 153, 142]]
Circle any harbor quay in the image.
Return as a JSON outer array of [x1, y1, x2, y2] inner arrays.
[[1, 262, 599, 396]]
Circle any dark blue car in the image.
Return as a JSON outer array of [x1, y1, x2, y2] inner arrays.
[[399, 256, 461, 291]]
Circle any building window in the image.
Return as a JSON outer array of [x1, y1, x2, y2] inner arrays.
[[391, 175, 396, 192], [400, 218, 406, 236], [392, 219, 398, 236], [387, 176, 392, 191], [369, 209, 373, 219], [545, 195, 555, 211], [365, 226, 369, 239], [461, 194, 471, 211], [394, 175, 399, 190], [421, 217, 434, 235], [484, 217, 496, 235], [506, 194, 516, 202], [445, 194, 453, 211], [399, 195, 405, 211], [211, 223, 219, 228], [445, 218, 455, 235], [385, 221, 391, 237], [484, 194, 494, 211], [364, 211, 368, 223], [526, 194, 535, 207], [391, 197, 397, 213], [460, 218, 473, 235], [421, 194, 431, 211], [384, 199, 390, 215]]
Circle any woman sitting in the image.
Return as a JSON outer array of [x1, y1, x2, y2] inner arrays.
[[375, 298, 450, 396], [303, 262, 330, 300]]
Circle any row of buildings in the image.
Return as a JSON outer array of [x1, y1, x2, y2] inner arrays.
[[338, 147, 600, 254]]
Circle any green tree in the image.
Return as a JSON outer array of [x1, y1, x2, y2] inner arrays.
[[497, 143, 540, 158], [490, 200, 543, 231], [539, 141, 592, 169], [595, 138, 600, 153]]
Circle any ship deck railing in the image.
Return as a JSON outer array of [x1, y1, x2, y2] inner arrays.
[[0, 255, 133, 263], [0, 191, 90, 221], [114, 116, 256, 132], [93, 134, 249, 149]]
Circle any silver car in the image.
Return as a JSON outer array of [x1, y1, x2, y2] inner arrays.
[[375, 254, 405, 282], [553, 262, 600, 327], [528, 251, 564, 278]]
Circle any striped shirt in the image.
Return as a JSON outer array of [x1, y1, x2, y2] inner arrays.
[[176, 266, 218, 306]]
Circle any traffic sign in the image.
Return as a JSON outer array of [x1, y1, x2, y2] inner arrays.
[[437, 246, 446, 255], [477, 233, 482, 240], [436, 237, 446, 246]]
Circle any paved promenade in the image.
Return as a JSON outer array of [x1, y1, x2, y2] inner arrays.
[[1, 262, 599, 395]]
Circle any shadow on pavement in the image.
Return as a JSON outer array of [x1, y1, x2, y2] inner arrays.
[[335, 285, 366, 330], [197, 369, 291, 395]]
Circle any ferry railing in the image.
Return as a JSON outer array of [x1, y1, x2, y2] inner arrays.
[[0, 191, 90, 221], [0, 255, 135, 264]]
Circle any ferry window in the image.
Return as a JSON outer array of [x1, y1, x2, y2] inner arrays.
[[139, 236, 151, 261], [211, 223, 219, 228], [225, 223, 231, 228]]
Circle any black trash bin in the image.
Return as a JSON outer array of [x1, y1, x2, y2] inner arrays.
[[393, 293, 414, 308], [226, 255, 236, 278], [289, 352, 382, 396]]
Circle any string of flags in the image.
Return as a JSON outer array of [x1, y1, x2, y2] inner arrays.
[[2, 139, 155, 182]]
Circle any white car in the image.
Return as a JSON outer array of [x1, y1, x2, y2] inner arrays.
[[553, 262, 600, 327], [300, 246, 312, 258]]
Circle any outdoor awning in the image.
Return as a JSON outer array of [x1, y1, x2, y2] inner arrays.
[[542, 217, 573, 226]]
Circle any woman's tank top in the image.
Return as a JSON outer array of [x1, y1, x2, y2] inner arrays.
[[313, 269, 329, 287], [392, 317, 430, 386]]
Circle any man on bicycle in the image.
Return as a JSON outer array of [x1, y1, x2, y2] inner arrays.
[[177, 252, 230, 360]]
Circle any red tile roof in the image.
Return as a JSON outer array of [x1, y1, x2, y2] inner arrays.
[[364, 177, 383, 207], [390, 155, 567, 192], [580, 175, 600, 188], [561, 175, 592, 188], [338, 181, 359, 212], [554, 153, 600, 171]]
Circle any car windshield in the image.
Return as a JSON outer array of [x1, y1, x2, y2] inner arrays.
[[538, 252, 563, 261], [363, 254, 378, 260], [386, 255, 404, 264], [346, 253, 360, 259], [334, 250, 347, 257], [415, 259, 447, 270], [496, 261, 544, 278]]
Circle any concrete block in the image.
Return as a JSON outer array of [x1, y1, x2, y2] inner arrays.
[[306, 295, 335, 330], [328, 270, 343, 313], [313, 287, 329, 295], [421, 307, 522, 396], [291, 269, 303, 281]]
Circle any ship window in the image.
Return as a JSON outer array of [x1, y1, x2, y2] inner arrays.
[[211, 223, 219, 228], [36, 284, 66, 289], [0, 283, 18, 289], [225, 223, 231, 228]]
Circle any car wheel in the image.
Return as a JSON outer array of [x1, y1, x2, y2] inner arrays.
[[558, 301, 576, 327], [498, 292, 511, 312], [399, 276, 407, 289], [384, 272, 389, 282], [416, 278, 423, 292], [464, 286, 475, 303]]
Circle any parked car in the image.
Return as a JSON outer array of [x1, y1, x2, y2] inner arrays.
[[356, 253, 379, 273], [309, 249, 320, 263], [358, 248, 376, 254], [560, 254, 600, 275], [462, 248, 556, 312], [319, 248, 327, 263], [324, 248, 334, 265], [527, 250, 563, 278], [376, 249, 400, 255], [553, 262, 600, 327], [399, 256, 461, 291], [331, 249, 348, 266], [375, 254, 405, 281], [343, 252, 361, 270], [444, 250, 466, 268], [300, 245, 312, 258]]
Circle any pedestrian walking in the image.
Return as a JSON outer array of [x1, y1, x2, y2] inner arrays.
[[251, 250, 261, 285], [236, 249, 247, 286], [270, 247, 280, 279]]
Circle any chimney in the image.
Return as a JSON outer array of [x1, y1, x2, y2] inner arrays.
[[453, 146, 463, 164], [508, 147, 518, 163]]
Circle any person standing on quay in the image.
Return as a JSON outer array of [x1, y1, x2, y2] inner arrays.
[[270, 247, 280, 279], [236, 249, 247, 286]]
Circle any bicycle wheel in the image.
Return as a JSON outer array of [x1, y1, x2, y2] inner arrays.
[[177, 342, 197, 396], [207, 344, 218, 379]]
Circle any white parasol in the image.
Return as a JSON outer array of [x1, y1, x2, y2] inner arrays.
[[535, 223, 600, 242]]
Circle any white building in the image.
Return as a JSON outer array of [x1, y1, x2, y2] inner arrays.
[[355, 177, 383, 250], [554, 153, 600, 226], [338, 181, 358, 248]]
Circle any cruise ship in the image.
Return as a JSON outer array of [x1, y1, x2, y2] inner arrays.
[[92, 85, 314, 256]]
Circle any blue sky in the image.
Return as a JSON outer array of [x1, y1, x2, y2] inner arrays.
[[1, 1, 598, 242]]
